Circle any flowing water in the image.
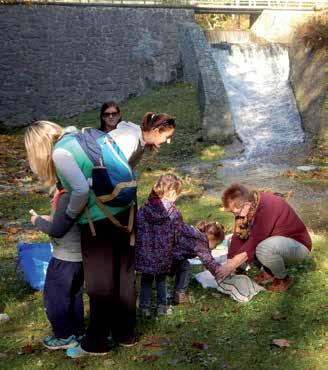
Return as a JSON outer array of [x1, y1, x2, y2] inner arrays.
[[212, 42, 307, 164], [187, 39, 328, 230]]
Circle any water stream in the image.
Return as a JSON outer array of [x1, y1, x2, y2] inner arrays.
[[187, 39, 328, 231]]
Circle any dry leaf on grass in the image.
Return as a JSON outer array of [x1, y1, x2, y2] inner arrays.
[[7, 227, 21, 235], [201, 303, 209, 312], [271, 316, 287, 321], [188, 294, 196, 304], [192, 342, 209, 350], [211, 292, 221, 299], [140, 354, 158, 363], [17, 345, 35, 355], [143, 336, 169, 348], [272, 339, 291, 348]]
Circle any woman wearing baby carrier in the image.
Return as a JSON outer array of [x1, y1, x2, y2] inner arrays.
[[24, 113, 176, 357]]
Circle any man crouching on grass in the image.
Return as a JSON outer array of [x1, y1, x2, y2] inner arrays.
[[216, 183, 312, 292]]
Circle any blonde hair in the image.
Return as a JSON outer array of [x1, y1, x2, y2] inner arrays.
[[149, 173, 182, 200], [24, 120, 63, 185]]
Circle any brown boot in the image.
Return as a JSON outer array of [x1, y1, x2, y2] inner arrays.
[[173, 291, 189, 305], [254, 271, 274, 285], [268, 276, 294, 292]]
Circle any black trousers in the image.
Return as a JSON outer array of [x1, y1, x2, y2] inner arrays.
[[80, 210, 136, 353], [43, 257, 84, 339]]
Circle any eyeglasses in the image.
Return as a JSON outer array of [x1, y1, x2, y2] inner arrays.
[[103, 111, 119, 118]]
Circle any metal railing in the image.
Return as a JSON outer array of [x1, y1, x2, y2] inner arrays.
[[5, 0, 328, 10]]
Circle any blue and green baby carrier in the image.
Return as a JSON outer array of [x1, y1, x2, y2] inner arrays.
[[75, 127, 136, 239]]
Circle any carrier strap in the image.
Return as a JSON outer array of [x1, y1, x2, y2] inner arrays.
[[128, 205, 135, 247], [86, 195, 135, 245], [96, 180, 137, 203], [85, 206, 96, 237], [94, 197, 129, 231]]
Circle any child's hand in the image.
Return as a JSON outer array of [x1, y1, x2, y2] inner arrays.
[[29, 209, 38, 225], [30, 215, 38, 225]]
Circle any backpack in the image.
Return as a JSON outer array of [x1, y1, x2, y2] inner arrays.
[[75, 127, 136, 240]]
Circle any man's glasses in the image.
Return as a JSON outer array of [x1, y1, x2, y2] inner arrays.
[[103, 111, 119, 118]]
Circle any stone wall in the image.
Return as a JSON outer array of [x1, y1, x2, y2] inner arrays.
[[0, 5, 193, 126], [289, 39, 328, 143], [180, 23, 234, 143], [1, 4, 235, 143], [251, 10, 315, 44]]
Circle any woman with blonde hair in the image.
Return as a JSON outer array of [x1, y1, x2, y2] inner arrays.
[[24, 113, 176, 358]]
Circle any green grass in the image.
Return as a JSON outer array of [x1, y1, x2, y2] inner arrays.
[[1, 83, 328, 369]]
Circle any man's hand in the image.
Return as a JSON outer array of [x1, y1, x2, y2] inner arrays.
[[216, 252, 249, 282], [216, 262, 234, 282]]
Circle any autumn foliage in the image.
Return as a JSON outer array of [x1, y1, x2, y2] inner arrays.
[[295, 10, 328, 50]]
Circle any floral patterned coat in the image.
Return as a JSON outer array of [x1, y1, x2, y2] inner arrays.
[[135, 198, 220, 276]]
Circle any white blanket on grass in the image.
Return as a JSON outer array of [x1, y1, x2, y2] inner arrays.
[[190, 238, 265, 302], [195, 270, 266, 303]]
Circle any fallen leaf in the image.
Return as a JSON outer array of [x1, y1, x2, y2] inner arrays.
[[103, 359, 116, 366], [144, 336, 169, 347], [17, 344, 35, 355], [188, 294, 196, 304], [272, 339, 290, 348], [211, 292, 221, 299], [22, 345, 34, 354], [7, 227, 21, 235], [201, 303, 209, 312], [248, 328, 258, 334], [271, 316, 287, 321], [192, 342, 209, 350], [167, 357, 179, 366], [140, 354, 158, 363]]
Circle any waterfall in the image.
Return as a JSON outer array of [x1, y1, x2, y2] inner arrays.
[[205, 30, 251, 44], [211, 43, 304, 164]]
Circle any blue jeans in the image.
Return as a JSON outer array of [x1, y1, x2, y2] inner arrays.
[[174, 260, 191, 292], [139, 273, 167, 309], [43, 257, 84, 339]]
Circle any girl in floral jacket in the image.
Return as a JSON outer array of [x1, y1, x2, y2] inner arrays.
[[135, 173, 223, 317]]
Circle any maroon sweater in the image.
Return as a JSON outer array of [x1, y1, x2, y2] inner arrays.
[[228, 192, 312, 262]]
